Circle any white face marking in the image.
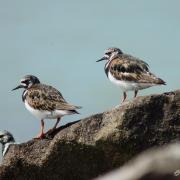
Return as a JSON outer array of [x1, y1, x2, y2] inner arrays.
[[105, 60, 111, 70], [20, 78, 26, 83], [108, 72, 156, 92], [23, 90, 28, 96], [104, 51, 119, 69], [20, 78, 33, 88], [109, 51, 118, 60], [24, 100, 74, 120], [20, 82, 26, 87], [104, 54, 109, 59]]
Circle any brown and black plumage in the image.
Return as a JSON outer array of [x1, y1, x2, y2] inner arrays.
[[109, 54, 165, 84], [12, 75, 81, 139], [97, 47, 166, 103], [24, 84, 80, 113]]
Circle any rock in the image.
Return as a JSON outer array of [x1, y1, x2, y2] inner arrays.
[[95, 143, 180, 180], [0, 90, 179, 180]]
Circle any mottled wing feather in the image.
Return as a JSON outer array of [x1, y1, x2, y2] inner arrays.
[[26, 84, 80, 111], [109, 54, 164, 84]]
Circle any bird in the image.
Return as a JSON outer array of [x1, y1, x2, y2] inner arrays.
[[0, 130, 15, 157], [96, 47, 166, 103], [12, 75, 81, 139]]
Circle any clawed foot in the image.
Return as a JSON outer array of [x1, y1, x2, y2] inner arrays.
[[33, 132, 45, 139], [33, 129, 57, 140]]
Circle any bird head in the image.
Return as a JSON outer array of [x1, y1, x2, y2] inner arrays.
[[12, 75, 40, 91], [96, 47, 123, 62]]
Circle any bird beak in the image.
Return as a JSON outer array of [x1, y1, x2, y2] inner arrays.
[[96, 56, 108, 62], [12, 85, 24, 91]]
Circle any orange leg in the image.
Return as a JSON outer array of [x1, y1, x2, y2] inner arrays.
[[34, 119, 45, 139]]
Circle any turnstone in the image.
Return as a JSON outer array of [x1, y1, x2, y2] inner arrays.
[[0, 130, 15, 157], [97, 47, 166, 103], [12, 75, 81, 139]]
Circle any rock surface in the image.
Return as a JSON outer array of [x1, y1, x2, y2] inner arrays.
[[96, 143, 180, 180], [0, 90, 180, 180]]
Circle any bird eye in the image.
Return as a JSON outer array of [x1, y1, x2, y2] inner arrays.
[[105, 52, 111, 56], [21, 80, 30, 84], [0, 135, 4, 138]]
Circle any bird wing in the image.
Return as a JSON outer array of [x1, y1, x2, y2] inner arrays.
[[109, 54, 165, 84], [25, 84, 80, 111]]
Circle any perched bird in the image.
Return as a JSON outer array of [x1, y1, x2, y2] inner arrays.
[[0, 130, 15, 156], [12, 75, 81, 139], [97, 47, 166, 103]]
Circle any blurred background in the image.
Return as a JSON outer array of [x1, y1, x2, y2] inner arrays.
[[0, 0, 179, 160]]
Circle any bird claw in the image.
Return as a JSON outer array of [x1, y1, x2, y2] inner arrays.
[[33, 132, 45, 139]]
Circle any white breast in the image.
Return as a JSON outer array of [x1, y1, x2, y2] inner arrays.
[[24, 100, 73, 120], [108, 72, 155, 92]]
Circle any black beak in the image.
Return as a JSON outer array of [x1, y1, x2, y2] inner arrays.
[[12, 85, 24, 91], [96, 56, 108, 62]]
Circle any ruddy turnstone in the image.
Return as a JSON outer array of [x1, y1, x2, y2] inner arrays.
[[0, 130, 15, 156], [97, 47, 166, 103], [12, 75, 81, 139]]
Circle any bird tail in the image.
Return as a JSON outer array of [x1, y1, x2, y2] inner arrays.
[[75, 106, 82, 109], [68, 105, 82, 114], [157, 78, 166, 85], [69, 109, 80, 114]]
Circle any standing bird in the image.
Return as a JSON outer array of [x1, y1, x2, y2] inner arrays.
[[0, 130, 15, 157], [97, 47, 166, 103], [12, 75, 81, 139]]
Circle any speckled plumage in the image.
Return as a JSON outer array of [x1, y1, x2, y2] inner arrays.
[[23, 84, 80, 112], [13, 75, 81, 139], [97, 47, 166, 103], [107, 54, 165, 84]]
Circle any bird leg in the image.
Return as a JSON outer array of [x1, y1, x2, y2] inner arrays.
[[134, 90, 138, 98], [121, 92, 127, 103], [52, 117, 61, 130], [46, 117, 61, 135], [34, 119, 45, 139]]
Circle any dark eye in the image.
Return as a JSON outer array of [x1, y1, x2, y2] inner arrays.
[[22, 80, 29, 84], [105, 52, 111, 56], [0, 135, 4, 138]]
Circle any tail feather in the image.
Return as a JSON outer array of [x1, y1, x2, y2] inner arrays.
[[157, 78, 166, 85], [69, 109, 80, 114], [75, 106, 82, 109], [69, 105, 82, 114]]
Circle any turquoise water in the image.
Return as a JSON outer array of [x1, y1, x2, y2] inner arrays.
[[0, 0, 179, 159]]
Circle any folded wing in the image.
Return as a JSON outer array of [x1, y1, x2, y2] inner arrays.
[[109, 54, 165, 84], [26, 84, 81, 112]]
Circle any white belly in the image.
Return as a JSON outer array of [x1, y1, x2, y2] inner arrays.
[[25, 100, 71, 119], [108, 72, 155, 92]]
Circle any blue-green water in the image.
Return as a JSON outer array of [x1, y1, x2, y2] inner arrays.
[[0, 0, 179, 159]]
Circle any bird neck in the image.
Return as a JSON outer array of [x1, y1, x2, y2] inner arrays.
[[104, 59, 113, 77], [22, 89, 28, 102]]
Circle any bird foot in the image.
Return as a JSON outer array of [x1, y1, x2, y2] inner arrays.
[[33, 132, 45, 139]]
